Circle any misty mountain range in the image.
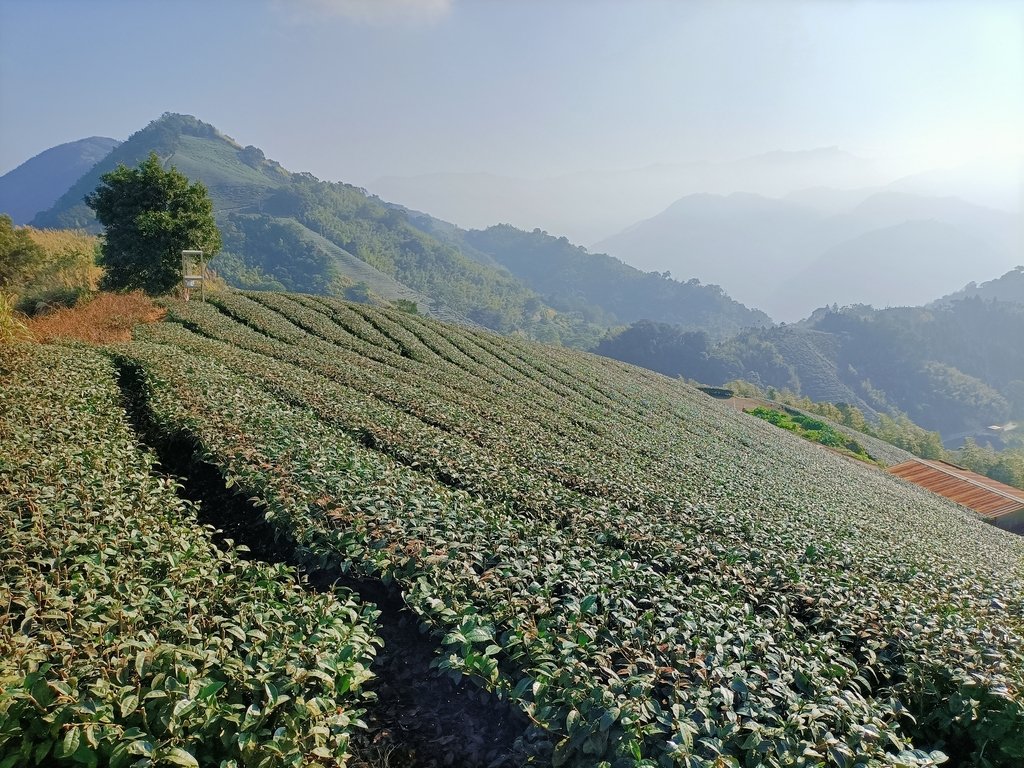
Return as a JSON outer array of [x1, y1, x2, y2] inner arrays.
[[6, 123, 1019, 327], [14, 113, 766, 343], [373, 148, 1021, 322], [4, 112, 1024, 443], [596, 188, 1020, 321], [371, 146, 888, 245]]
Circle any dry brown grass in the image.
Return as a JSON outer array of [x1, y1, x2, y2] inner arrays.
[[27, 291, 165, 344], [22, 227, 103, 291], [0, 292, 32, 343]]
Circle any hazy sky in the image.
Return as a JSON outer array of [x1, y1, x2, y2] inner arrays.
[[1, 0, 1022, 186]]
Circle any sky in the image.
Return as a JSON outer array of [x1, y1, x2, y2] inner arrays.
[[1, 0, 1022, 187]]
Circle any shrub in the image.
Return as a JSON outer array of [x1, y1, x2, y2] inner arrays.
[[0, 292, 31, 343], [0, 346, 380, 767]]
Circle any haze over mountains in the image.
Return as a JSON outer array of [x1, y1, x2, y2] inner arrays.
[[0, 137, 119, 225], [374, 148, 1022, 322], [10, 110, 1023, 446], [5, 110, 1019, 336], [596, 188, 1021, 321], [371, 147, 888, 245], [9, 112, 1020, 328]]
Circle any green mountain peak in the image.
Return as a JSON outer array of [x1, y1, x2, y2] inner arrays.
[[31, 113, 771, 343]]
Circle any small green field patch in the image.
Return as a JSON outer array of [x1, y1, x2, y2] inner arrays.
[[746, 405, 881, 464]]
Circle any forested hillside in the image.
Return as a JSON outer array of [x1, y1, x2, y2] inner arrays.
[[598, 296, 1024, 441], [460, 224, 770, 339], [32, 115, 552, 333], [29, 114, 771, 345], [938, 265, 1024, 305]]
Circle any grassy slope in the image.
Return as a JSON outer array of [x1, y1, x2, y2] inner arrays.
[[95, 291, 1024, 767], [30, 116, 284, 231], [721, 395, 915, 468]]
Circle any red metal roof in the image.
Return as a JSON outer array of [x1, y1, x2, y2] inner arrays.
[[888, 459, 1024, 519]]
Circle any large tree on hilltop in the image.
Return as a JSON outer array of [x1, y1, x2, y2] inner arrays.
[[86, 152, 220, 294]]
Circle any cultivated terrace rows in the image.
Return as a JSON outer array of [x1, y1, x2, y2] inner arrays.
[[3, 291, 1024, 767], [0, 344, 379, 767]]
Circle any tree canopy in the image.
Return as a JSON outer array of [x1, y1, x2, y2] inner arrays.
[[86, 152, 221, 294]]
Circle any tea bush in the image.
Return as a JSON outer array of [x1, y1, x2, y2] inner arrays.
[[113, 293, 1024, 767], [8, 290, 1024, 767], [0, 345, 379, 767]]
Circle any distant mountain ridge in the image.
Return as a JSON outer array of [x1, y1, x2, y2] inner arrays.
[[16, 118, 1024, 447], [29, 113, 767, 343], [371, 147, 885, 245], [33, 117, 288, 232], [459, 224, 770, 335], [32, 114, 531, 331], [0, 137, 119, 224], [938, 266, 1024, 305], [595, 188, 1020, 321]]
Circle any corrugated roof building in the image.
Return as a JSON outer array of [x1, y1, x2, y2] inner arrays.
[[888, 459, 1024, 534]]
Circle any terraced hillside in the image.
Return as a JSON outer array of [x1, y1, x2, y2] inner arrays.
[[4, 293, 1024, 767], [1, 345, 379, 767]]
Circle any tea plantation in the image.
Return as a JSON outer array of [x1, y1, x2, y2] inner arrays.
[[0, 344, 378, 767], [3, 292, 1024, 767]]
